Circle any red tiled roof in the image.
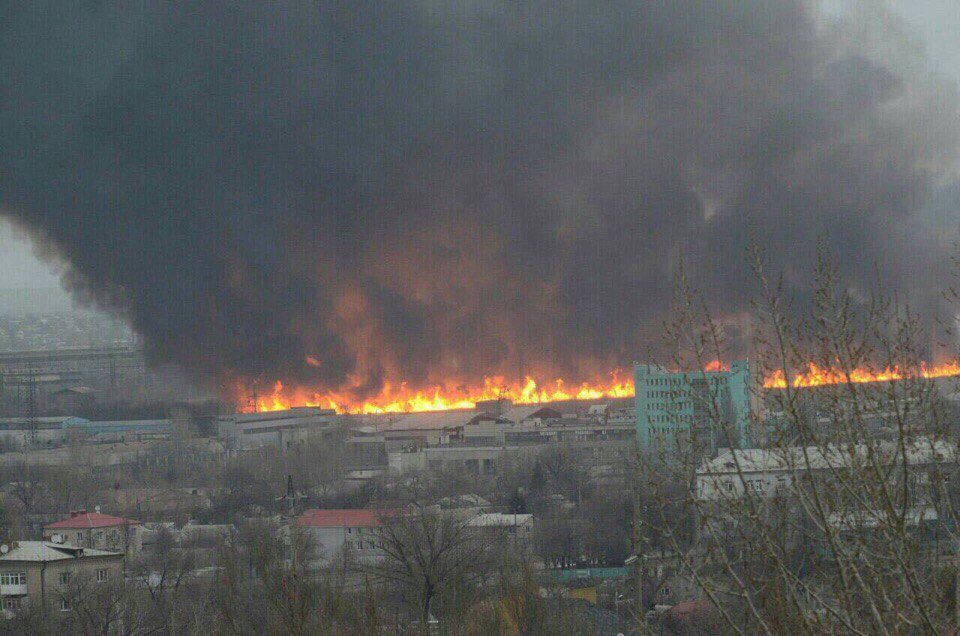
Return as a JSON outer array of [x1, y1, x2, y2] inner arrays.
[[45, 512, 138, 529], [295, 509, 382, 528]]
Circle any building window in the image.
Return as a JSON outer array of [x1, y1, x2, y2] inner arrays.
[[97, 568, 108, 583], [59, 571, 71, 586], [0, 571, 26, 585], [60, 599, 71, 612], [77, 532, 83, 542], [3, 597, 20, 611]]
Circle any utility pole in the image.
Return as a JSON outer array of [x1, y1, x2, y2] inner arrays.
[[26, 368, 38, 448], [250, 382, 260, 413], [631, 446, 647, 636]]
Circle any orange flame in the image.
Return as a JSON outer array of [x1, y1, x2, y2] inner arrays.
[[762, 361, 960, 389], [241, 370, 637, 414], [236, 359, 960, 414]]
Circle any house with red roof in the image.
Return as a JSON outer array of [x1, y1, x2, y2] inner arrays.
[[294, 509, 386, 564], [43, 509, 142, 557]]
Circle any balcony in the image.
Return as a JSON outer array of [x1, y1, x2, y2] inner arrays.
[[0, 583, 27, 596]]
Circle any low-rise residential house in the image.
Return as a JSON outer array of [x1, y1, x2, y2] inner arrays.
[[43, 510, 143, 558], [436, 494, 491, 516], [466, 513, 534, 549], [0, 541, 123, 615], [295, 509, 386, 564]]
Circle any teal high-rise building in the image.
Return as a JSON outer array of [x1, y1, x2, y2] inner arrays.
[[634, 360, 753, 451]]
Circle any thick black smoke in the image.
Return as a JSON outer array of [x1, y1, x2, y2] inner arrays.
[[0, 1, 957, 396]]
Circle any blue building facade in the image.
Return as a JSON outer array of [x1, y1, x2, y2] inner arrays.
[[634, 360, 753, 451]]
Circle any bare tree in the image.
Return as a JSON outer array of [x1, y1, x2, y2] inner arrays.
[[367, 503, 490, 629], [637, 250, 960, 634]]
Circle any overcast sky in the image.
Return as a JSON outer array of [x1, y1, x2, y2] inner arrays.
[[1, 0, 958, 300]]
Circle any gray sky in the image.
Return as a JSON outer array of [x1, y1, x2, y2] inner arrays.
[[0, 0, 958, 300]]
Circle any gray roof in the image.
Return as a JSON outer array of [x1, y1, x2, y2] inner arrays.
[[699, 437, 956, 475], [383, 410, 493, 432], [0, 541, 121, 562], [467, 513, 533, 527], [500, 405, 561, 423]]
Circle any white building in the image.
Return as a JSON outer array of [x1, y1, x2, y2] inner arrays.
[[294, 509, 386, 564], [466, 513, 534, 548], [696, 437, 956, 501], [218, 407, 338, 450]]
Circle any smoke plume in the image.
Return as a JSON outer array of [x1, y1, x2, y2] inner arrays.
[[1, 1, 957, 400]]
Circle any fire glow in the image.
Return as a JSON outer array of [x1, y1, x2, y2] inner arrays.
[[762, 362, 960, 389], [244, 371, 636, 414], [240, 361, 960, 414]]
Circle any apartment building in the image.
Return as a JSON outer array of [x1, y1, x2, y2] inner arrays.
[[0, 541, 123, 615], [43, 510, 142, 558], [294, 508, 387, 565]]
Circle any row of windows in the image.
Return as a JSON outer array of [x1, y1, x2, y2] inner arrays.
[[59, 569, 109, 585], [645, 376, 725, 387], [644, 401, 694, 411], [346, 541, 382, 551], [0, 571, 25, 585], [647, 414, 697, 424], [76, 530, 124, 543]]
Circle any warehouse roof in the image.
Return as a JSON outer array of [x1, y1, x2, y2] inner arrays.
[[380, 410, 495, 432], [500, 405, 561, 423]]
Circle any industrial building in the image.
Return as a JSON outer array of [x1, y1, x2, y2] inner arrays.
[[0, 347, 146, 414], [634, 360, 755, 452], [0, 416, 89, 447], [217, 407, 339, 450]]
